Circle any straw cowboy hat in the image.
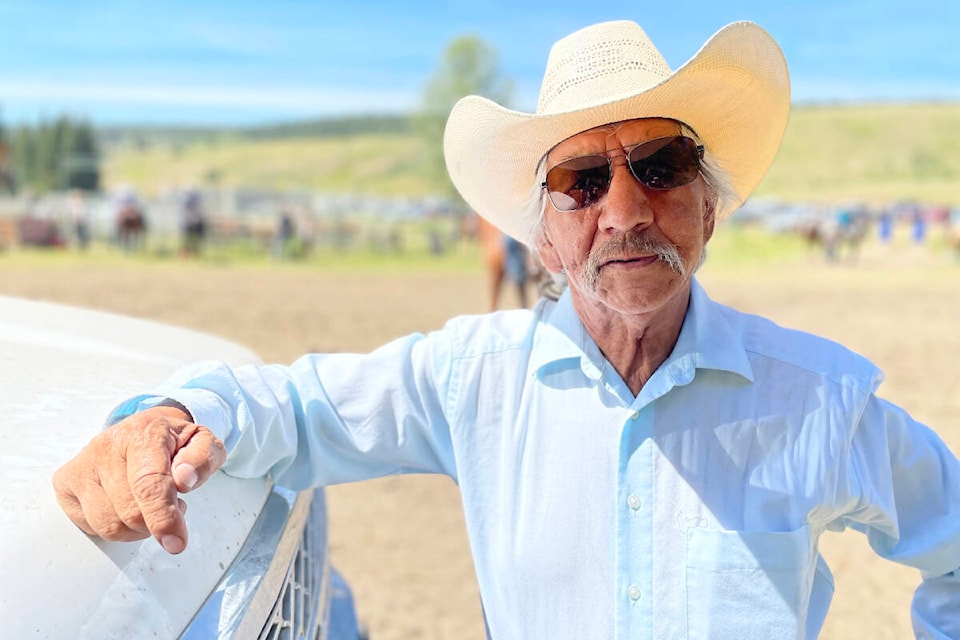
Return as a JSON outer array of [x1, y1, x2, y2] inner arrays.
[[443, 20, 790, 244]]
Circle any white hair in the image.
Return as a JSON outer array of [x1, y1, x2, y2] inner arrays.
[[525, 122, 738, 290]]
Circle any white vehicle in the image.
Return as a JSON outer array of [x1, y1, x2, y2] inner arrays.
[[0, 295, 364, 639]]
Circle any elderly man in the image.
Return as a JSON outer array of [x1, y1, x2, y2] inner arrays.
[[54, 19, 960, 639]]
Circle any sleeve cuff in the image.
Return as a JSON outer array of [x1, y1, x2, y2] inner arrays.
[[104, 389, 237, 455]]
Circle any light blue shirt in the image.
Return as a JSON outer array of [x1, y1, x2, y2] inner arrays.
[[117, 279, 960, 639]]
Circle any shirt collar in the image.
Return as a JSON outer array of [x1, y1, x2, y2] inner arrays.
[[667, 278, 754, 384], [531, 278, 754, 384], [530, 289, 604, 380]]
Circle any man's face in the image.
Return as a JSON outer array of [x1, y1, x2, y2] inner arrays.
[[537, 118, 715, 317]]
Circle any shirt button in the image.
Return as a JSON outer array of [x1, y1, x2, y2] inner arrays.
[[627, 585, 642, 602], [627, 495, 641, 510], [630, 411, 640, 421]]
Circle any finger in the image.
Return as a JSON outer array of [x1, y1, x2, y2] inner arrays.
[[52, 466, 96, 536], [97, 460, 150, 536], [77, 481, 150, 542], [130, 469, 187, 553], [124, 428, 188, 554], [52, 450, 145, 540], [171, 426, 226, 494]]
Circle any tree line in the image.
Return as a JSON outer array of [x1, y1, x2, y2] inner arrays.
[[0, 114, 100, 194]]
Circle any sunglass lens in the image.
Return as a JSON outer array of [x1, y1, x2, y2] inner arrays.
[[628, 136, 702, 190], [545, 155, 610, 211]]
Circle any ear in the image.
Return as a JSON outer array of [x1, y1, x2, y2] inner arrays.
[[702, 197, 717, 244]]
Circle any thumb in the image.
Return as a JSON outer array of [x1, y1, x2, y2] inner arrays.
[[170, 425, 227, 494]]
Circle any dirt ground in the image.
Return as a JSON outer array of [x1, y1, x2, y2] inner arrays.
[[2, 234, 957, 639]]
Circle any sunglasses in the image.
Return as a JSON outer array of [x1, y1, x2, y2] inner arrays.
[[542, 135, 705, 212]]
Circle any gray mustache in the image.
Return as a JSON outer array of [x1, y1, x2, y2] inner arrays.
[[583, 232, 685, 291]]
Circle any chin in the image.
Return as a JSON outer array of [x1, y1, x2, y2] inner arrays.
[[594, 278, 691, 315]]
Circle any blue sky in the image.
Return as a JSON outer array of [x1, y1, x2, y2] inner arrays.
[[1, 0, 957, 126]]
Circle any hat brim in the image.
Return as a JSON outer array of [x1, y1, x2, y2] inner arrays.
[[443, 21, 791, 244]]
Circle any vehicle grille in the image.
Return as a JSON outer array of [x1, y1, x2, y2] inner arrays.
[[258, 495, 330, 640]]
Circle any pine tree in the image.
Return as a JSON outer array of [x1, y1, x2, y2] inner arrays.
[[7, 115, 101, 193]]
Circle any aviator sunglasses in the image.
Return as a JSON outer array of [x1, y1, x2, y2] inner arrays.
[[542, 135, 705, 212]]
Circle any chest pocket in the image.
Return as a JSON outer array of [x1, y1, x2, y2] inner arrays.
[[685, 525, 814, 640]]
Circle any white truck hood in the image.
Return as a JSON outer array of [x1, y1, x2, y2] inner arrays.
[[0, 295, 271, 639]]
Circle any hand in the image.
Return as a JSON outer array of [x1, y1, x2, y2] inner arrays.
[[52, 405, 227, 554]]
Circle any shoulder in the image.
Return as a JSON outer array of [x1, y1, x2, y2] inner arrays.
[[716, 302, 884, 393], [439, 299, 553, 359]]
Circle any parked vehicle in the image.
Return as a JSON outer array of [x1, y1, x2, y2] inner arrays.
[[0, 294, 364, 639]]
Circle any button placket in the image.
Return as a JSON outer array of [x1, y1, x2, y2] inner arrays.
[[617, 404, 653, 636]]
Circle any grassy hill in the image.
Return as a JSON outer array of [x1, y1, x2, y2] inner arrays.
[[103, 132, 435, 196], [101, 102, 960, 205], [756, 102, 960, 205]]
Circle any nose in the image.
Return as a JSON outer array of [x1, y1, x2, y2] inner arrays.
[[595, 158, 653, 233]]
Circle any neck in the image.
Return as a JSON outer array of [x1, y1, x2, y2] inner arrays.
[[573, 284, 692, 396]]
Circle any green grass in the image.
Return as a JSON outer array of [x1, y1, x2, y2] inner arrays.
[[706, 224, 809, 267], [103, 132, 439, 196], [754, 103, 960, 205], [100, 102, 960, 206]]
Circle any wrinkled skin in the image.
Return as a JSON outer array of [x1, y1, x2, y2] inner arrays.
[[537, 118, 716, 394], [52, 405, 226, 554]]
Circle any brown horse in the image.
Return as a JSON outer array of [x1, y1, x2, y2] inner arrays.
[[476, 215, 557, 311], [116, 202, 147, 253]]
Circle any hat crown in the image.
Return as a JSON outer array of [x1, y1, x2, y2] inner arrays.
[[537, 21, 672, 115], [443, 20, 789, 245]]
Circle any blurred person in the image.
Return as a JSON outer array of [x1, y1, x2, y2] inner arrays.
[[272, 205, 297, 259], [878, 207, 894, 244], [478, 214, 534, 310], [833, 203, 868, 263], [179, 189, 207, 257], [819, 211, 841, 262], [67, 189, 90, 250], [501, 233, 533, 306], [911, 203, 928, 244], [53, 19, 960, 639], [113, 185, 147, 254], [949, 205, 960, 262]]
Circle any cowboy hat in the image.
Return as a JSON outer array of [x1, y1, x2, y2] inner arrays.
[[443, 20, 790, 244]]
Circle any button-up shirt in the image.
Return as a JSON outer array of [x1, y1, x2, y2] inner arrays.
[[116, 279, 960, 639]]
